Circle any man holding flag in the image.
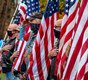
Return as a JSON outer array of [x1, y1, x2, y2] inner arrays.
[[27, 0, 59, 79]]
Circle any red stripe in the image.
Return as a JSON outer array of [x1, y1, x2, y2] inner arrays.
[[39, 24, 44, 40], [20, 6, 26, 14], [35, 40, 45, 80], [77, 46, 88, 80], [63, 1, 87, 79], [28, 53, 35, 80], [18, 49, 26, 71], [16, 41, 24, 71], [64, 29, 73, 43], [64, 2, 79, 43], [56, 12, 59, 20], [51, 14, 55, 49], [60, 21, 68, 39], [77, 63, 86, 80], [14, 41, 24, 69], [63, 19, 88, 79], [84, 59, 88, 80], [60, 2, 79, 39], [56, 1, 79, 79], [54, 49, 62, 76], [81, 39, 88, 58], [76, 21, 88, 79], [44, 28, 51, 75]]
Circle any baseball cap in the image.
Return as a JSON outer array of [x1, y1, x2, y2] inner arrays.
[[28, 12, 42, 21]]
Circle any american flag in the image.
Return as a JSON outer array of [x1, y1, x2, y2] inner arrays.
[[13, 0, 40, 71], [55, 0, 79, 79], [14, 11, 20, 24], [14, 0, 40, 24], [61, 0, 88, 79], [27, 0, 59, 79], [13, 40, 27, 71]]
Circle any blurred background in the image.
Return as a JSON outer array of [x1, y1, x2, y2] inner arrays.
[[0, 0, 64, 79], [0, 0, 64, 39]]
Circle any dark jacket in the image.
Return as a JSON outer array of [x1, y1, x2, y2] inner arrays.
[[2, 38, 16, 73]]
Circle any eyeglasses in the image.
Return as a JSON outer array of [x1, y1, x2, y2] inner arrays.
[[7, 29, 19, 33]]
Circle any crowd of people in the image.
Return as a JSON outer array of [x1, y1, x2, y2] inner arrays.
[[0, 12, 62, 80]]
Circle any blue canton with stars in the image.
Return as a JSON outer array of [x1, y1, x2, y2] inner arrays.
[[14, 0, 40, 24], [64, 0, 76, 15], [26, 0, 40, 16], [44, 0, 59, 18]]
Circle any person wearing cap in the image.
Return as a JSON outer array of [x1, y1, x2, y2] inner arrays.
[[25, 12, 42, 54], [27, 12, 42, 34], [1, 24, 20, 80], [19, 12, 42, 79], [47, 19, 62, 80]]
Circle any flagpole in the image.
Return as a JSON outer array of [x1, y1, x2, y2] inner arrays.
[[4, 4, 19, 41]]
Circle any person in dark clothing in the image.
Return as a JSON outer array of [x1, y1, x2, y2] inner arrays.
[[1, 24, 20, 80], [48, 19, 62, 80]]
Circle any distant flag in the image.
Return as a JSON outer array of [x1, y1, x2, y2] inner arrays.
[[13, 0, 27, 24], [14, 0, 40, 24], [27, 0, 59, 79], [18, 1, 27, 22], [55, 0, 79, 79], [62, 0, 88, 79], [14, 11, 20, 24]]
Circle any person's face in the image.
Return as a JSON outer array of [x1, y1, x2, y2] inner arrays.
[[7, 27, 20, 39], [54, 25, 61, 39], [30, 18, 41, 24], [29, 18, 41, 34]]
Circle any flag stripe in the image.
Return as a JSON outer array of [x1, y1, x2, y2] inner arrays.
[[56, 0, 79, 79], [76, 24, 88, 79], [62, 2, 88, 79]]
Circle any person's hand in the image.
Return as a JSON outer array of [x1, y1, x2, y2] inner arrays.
[[20, 73, 26, 80], [48, 49, 58, 58], [2, 44, 12, 52], [12, 51, 19, 58], [10, 51, 19, 62]]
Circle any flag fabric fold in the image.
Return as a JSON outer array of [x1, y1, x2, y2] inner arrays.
[[55, 0, 79, 79], [27, 0, 59, 79], [61, 0, 88, 79]]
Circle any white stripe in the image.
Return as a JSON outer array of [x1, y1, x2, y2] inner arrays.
[[85, 63, 88, 74], [18, 3, 27, 20], [59, 33, 65, 51], [54, 13, 57, 26], [62, 3, 88, 79], [15, 41, 27, 70], [61, 15, 68, 28], [77, 49, 88, 75], [77, 28, 88, 78], [61, 12, 77, 56], [62, 39, 71, 57], [19, 3, 27, 10], [40, 39, 48, 80], [41, 17, 47, 34], [65, 16, 76, 36], [62, 14, 77, 56], [48, 16, 52, 51], [32, 43, 39, 80], [19, 9, 26, 20], [68, 0, 78, 16], [82, 28, 88, 46], [69, 49, 81, 80]]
